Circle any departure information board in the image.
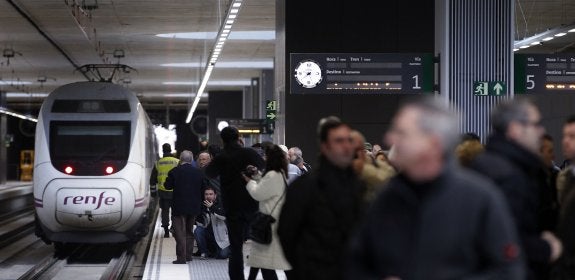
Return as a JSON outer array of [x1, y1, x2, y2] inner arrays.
[[515, 54, 575, 94], [290, 53, 434, 94]]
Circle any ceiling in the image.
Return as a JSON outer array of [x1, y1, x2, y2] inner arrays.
[[0, 0, 574, 119], [0, 0, 275, 114]]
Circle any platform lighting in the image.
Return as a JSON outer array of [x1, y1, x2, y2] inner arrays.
[[0, 80, 32, 85], [514, 22, 575, 51], [186, 0, 243, 123], [0, 106, 37, 122]]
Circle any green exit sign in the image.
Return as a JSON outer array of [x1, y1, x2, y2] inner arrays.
[[265, 100, 277, 121], [473, 81, 506, 96]]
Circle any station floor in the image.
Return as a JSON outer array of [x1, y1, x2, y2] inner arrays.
[[143, 214, 287, 280], [0, 181, 287, 279]]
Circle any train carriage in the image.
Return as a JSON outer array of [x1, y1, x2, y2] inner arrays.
[[33, 82, 157, 244]]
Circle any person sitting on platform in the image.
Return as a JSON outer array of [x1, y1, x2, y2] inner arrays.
[[194, 186, 230, 259]]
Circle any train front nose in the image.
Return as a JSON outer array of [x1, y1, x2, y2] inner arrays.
[[40, 178, 134, 230], [56, 188, 123, 228]]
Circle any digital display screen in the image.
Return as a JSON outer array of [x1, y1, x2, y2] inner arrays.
[[515, 54, 575, 93], [290, 53, 434, 94]]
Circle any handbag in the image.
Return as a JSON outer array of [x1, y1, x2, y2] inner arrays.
[[248, 173, 287, 244], [248, 211, 276, 244]]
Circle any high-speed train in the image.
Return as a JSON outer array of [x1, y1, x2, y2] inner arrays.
[[33, 82, 158, 244]]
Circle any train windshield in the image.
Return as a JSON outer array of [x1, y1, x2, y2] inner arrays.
[[50, 121, 131, 161]]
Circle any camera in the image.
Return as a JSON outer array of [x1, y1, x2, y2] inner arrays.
[[243, 165, 258, 178]]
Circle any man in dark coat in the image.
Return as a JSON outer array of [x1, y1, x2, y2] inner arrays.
[[164, 150, 204, 264], [471, 99, 561, 279], [347, 98, 525, 279], [205, 126, 265, 280], [278, 116, 365, 280]]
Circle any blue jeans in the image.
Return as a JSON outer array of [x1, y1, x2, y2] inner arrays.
[[194, 225, 230, 259]]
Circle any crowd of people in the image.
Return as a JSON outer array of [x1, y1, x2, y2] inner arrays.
[[150, 96, 575, 280]]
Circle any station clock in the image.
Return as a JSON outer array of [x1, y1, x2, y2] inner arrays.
[[294, 60, 322, 88]]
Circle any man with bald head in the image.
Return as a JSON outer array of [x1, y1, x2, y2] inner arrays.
[[289, 146, 312, 173]]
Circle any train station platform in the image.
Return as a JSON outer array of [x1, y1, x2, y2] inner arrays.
[[143, 215, 287, 280], [0, 181, 32, 198]]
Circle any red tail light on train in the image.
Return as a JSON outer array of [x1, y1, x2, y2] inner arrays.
[[64, 166, 74, 174], [105, 166, 114, 174]]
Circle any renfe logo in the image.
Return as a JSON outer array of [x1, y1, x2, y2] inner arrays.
[[63, 191, 116, 210]]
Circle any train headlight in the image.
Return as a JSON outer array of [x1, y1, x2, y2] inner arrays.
[[105, 166, 114, 174], [64, 166, 74, 174]]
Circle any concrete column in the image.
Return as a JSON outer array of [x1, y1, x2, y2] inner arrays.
[[242, 86, 253, 119], [436, 0, 514, 140], [273, 0, 286, 145], [260, 70, 274, 143], [0, 92, 6, 184], [242, 78, 260, 146]]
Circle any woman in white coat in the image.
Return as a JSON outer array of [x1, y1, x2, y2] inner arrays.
[[244, 145, 292, 280]]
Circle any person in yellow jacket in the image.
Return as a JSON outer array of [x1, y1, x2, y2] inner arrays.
[[150, 143, 180, 237]]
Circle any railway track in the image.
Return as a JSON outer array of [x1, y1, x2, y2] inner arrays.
[[0, 185, 158, 280], [17, 243, 134, 280], [0, 184, 35, 250]]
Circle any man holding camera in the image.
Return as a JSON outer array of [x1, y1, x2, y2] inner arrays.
[[206, 126, 265, 280]]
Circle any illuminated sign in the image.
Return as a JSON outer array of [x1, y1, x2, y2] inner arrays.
[[515, 54, 575, 93], [290, 53, 434, 94], [216, 118, 273, 134]]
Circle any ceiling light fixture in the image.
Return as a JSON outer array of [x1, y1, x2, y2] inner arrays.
[[0, 80, 32, 85], [161, 60, 274, 68], [514, 22, 575, 51], [155, 30, 274, 40], [186, 0, 243, 123], [5, 92, 48, 98], [0, 106, 37, 122], [163, 80, 252, 86]]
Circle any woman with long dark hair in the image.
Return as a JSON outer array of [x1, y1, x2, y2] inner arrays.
[[243, 145, 291, 280]]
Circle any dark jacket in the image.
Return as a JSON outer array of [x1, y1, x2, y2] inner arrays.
[[278, 156, 365, 280], [205, 143, 265, 214], [164, 163, 204, 216], [553, 176, 575, 279], [196, 197, 226, 226], [346, 164, 525, 279], [470, 133, 557, 279]]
